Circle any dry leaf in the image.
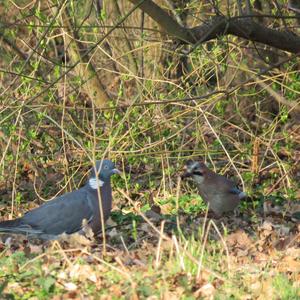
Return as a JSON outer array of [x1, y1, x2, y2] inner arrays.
[[226, 229, 253, 249], [82, 219, 94, 239], [278, 256, 300, 272], [107, 228, 118, 238], [64, 282, 77, 291], [194, 283, 215, 299], [58, 232, 92, 247]]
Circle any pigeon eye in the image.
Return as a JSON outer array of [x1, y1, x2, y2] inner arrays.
[[104, 165, 108, 170]]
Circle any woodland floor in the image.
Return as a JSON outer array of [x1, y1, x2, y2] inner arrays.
[[0, 191, 299, 299]]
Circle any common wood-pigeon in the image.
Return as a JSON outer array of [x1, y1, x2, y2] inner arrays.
[[0, 160, 120, 239]]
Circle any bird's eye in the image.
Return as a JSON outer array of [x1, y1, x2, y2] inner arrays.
[[104, 165, 108, 169], [193, 170, 203, 176]]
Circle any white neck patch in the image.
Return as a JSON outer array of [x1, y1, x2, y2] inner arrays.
[[88, 177, 105, 189]]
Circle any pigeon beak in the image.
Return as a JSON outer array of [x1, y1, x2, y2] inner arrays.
[[112, 168, 122, 175]]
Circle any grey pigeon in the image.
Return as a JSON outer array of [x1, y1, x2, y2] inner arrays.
[[182, 160, 246, 216], [0, 160, 120, 239]]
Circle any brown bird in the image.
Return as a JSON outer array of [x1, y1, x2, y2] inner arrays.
[[182, 160, 246, 216]]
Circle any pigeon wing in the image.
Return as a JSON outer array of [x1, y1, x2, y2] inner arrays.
[[22, 188, 94, 235]]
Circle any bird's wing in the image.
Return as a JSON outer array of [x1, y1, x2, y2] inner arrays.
[[227, 182, 246, 199], [22, 188, 94, 235], [229, 186, 242, 195], [213, 174, 237, 193]]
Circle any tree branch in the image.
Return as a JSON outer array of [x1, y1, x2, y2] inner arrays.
[[127, 0, 195, 43], [191, 16, 300, 53], [128, 0, 300, 53]]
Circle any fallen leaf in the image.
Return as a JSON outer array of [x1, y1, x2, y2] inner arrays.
[[194, 283, 215, 299], [68, 264, 98, 283], [278, 255, 300, 272], [107, 227, 118, 238], [58, 232, 93, 247], [64, 282, 77, 291], [261, 221, 273, 231], [82, 219, 94, 239], [226, 229, 253, 249]]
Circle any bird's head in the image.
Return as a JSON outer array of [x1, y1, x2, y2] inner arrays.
[[181, 160, 208, 184], [89, 159, 121, 189]]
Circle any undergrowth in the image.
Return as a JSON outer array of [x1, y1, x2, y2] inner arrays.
[[0, 0, 299, 299]]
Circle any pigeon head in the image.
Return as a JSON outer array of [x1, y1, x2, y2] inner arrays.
[[181, 160, 208, 184], [89, 159, 121, 189]]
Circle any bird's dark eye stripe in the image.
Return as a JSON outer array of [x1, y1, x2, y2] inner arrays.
[[193, 171, 203, 176]]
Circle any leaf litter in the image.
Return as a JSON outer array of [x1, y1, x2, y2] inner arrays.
[[0, 198, 299, 299]]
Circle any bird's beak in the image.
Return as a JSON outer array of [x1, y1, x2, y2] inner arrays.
[[181, 171, 192, 179], [181, 166, 192, 179], [112, 168, 122, 175]]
